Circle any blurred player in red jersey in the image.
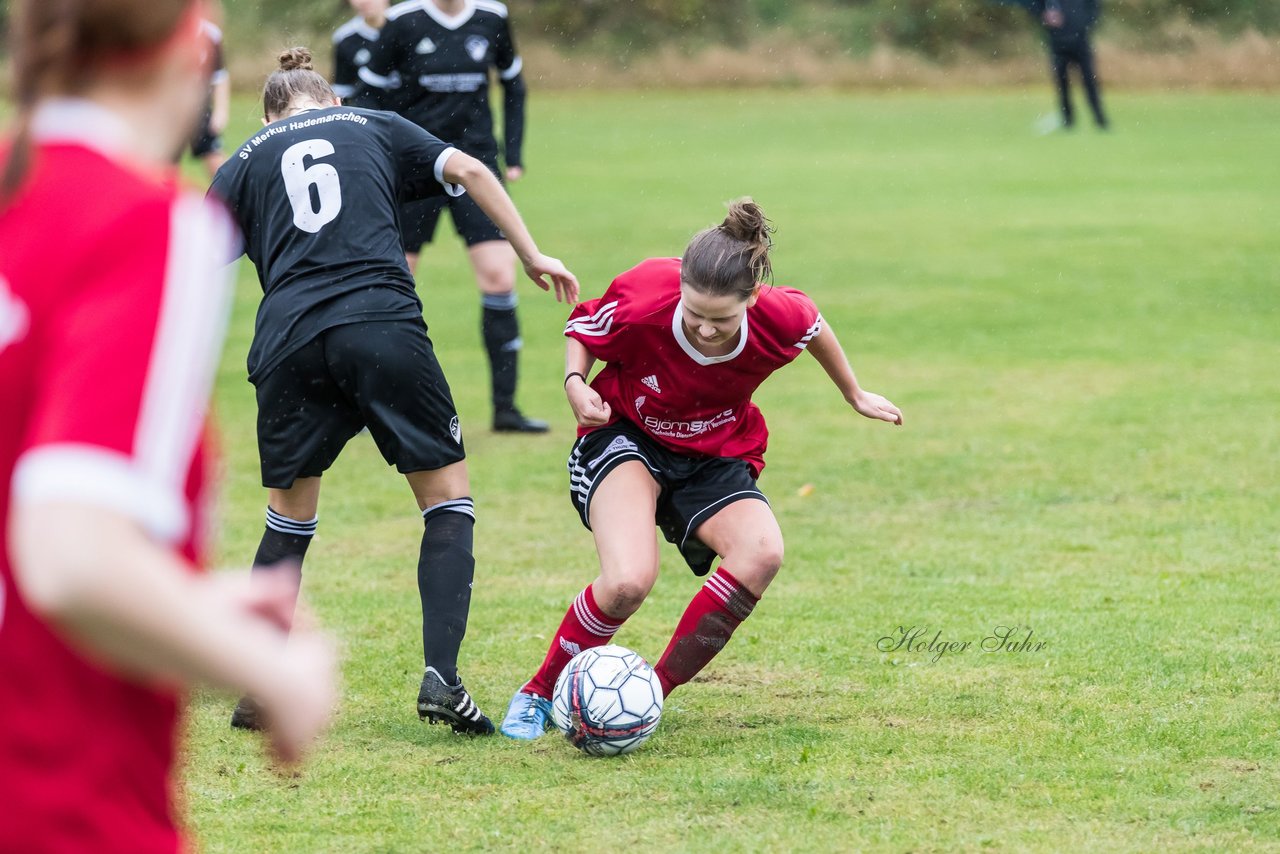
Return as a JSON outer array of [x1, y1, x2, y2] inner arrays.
[[0, 1, 337, 851], [500, 199, 903, 739]]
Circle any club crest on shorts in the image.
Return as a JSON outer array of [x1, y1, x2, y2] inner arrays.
[[449, 415, 462, 444], [465, 35, 489, 62]]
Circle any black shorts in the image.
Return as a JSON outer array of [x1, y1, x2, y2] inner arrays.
[[253, 319, 466, 489], [190, 112, 221, 158], [567, 419, 768, 576], [400, 158, 504, 251]]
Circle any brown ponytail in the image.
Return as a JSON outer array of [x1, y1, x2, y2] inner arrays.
[[262, 47, 337, 121], [680, 197, 775, 301], [1, 0, 195, 204]]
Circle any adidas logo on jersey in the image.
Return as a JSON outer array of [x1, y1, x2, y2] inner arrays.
[[416, 37, 437, 54], [641, 374, 662, 394]]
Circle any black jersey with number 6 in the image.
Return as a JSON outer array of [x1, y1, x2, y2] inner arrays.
[[209, 106, 463, 383]]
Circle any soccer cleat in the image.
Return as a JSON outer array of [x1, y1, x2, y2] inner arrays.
[[499, 690, 553, 741], [417, 667, 495, 735], [493, 407, 550, 434], [229, 696, 263, 731]]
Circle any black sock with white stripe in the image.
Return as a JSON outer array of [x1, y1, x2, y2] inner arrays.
[[419, 498, 476, 685], [481, 292, 520, 413], [251, 507, 318, 619], [254, 507, 317, 569]]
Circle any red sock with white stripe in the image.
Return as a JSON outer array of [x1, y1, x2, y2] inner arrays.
[[522, 584, 624, 699], [654, 567, 759, 697]]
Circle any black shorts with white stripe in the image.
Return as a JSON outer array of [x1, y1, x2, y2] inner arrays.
[[567, 418, 768, 576], [254, 318, 466, 489]]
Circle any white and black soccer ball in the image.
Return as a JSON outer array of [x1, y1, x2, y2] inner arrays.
[[552, 644, 664, 756]]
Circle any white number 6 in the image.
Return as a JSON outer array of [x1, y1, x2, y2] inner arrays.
[[281, 139, 342, 233]]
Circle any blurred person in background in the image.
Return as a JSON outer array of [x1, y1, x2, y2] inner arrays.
[[1031, 0, 1108, 130], [188, 13, 232, 178], [333, 0, 392, 110], [0, 1, 337, 850], [363, 0, 546, 434]]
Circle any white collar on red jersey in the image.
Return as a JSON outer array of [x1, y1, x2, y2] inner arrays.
[[31, 98, 130, 158], [671, 299, 750, 366]]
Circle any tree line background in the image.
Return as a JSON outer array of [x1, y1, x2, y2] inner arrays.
[[205, 0, 1278, 58], [1, 0, 1276, 84]]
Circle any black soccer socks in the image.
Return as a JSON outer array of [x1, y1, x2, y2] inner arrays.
[[418, 498, 477, 685], [481, 291, 521, 414]]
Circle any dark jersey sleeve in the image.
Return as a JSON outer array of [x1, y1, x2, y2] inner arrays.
[[388, 114, 466, 202], [362, 16, 406, 96], [205, 165, 247, 262], [333, 38, 358, 100], [1083, 0, 1099, 28], [494, 14, 526, 168]]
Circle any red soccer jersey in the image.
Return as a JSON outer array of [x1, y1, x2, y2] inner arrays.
[[0, 100, 234, 854], [564, 257, 822, 476]]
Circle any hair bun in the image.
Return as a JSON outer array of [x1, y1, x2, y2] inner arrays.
[[278, 47, 314, 72], [720, 197, 770, 246], [719, 197, 774, 283]]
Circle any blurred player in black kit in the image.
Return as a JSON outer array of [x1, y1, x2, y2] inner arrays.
[[189, 16, 231, 179], [332, 0, 391, 110], [1031, 0, 1108, 130], [363, 0, 544, 433], [209, 47, 578, 736]]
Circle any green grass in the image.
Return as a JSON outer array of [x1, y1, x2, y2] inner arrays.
[[185, 90, 1280, 852]]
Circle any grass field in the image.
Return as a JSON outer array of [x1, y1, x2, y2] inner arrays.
[[183, 90, 1280, 852]]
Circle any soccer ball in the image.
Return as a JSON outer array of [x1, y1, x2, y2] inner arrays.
[[552, 644, 664, 756]]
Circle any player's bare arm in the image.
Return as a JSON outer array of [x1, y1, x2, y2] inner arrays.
[[11, 502, 337, 765], [564, 337, 610, 426], [805, 322, 903, 426], [439, 152, 579, 303]]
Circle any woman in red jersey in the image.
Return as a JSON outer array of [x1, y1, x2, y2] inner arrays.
[[500, 198, 903, 739], [0, 1, 337, 851]]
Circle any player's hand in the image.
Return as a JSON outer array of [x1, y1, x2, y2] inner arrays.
[[208, 564, 303, 631], [505, 165, 524, 182], [210, 571, 338, 768], [1043, 9, 1064, 27], [851, 390, 903, 426], [567, 378, 612, 427], [523, 253, 580, 304], [257, 631, 338, 767]]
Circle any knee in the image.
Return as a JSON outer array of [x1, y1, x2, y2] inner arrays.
[[756, 539, 785, 581], [476, 264, 515, 293], [727, 537, 784, 592], [596, 574, 656, 619]]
